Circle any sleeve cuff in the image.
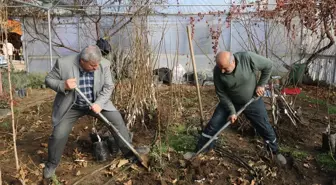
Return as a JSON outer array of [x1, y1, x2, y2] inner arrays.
[[94, 100, 104, 109]]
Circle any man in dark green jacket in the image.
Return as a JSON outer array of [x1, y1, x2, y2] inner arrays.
[[196, 51, 287, 165]]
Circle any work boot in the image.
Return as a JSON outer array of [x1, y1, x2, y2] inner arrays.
[[195, 135, 216, 153], [43, 166, 56, 179], [275, 153, 287, 165], [106, 136, 120, 156]]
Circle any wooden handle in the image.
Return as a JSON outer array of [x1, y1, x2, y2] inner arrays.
[[186, 25, 205, 129]]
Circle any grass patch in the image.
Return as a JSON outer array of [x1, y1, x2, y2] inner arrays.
[[299, 92, 326, 105], [299, 92, 336, 114], [51, 174, 61, 185], [0, 122, 10, 130], [316, 153, 336, 170], [149, 142, 169, 162], [167, 124, 197, 152], [280, 146, 309, 159], [328, 106, 336, 114]]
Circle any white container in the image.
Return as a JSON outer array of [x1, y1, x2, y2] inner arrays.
[[0, 55, 6, 65]]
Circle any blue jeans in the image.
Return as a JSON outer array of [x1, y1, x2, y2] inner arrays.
[[196, 98, 279, 153]]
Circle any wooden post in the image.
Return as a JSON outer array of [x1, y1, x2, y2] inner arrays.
[[0, 69, 3, 96], [186, 25, 205, 129], [4, 22, 20, 171]]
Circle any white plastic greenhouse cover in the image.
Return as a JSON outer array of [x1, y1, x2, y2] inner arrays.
[[22, 0, 336, 86]]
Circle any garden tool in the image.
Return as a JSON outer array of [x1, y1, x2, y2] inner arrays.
[[184, 97, 260, 161], [74, 87, 149, 169]]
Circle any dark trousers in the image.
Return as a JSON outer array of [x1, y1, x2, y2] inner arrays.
[[46, 108, 132, 169], [196, 98, 278, 153]]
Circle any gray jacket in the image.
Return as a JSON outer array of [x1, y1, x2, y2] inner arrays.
[[45, 54, 116, 126]]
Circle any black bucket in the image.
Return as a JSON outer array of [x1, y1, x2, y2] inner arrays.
[[91, 133, 109, 162]]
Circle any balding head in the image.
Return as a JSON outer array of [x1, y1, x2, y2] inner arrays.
[[215, 51, 235, 74]]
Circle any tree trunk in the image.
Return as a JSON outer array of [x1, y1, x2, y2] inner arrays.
[[322, 131, 336, 153], [305, 19, 335, 73]]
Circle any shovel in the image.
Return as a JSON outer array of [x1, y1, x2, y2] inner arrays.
[[184, 97, 260, 161], [74, 87, 149, 169]]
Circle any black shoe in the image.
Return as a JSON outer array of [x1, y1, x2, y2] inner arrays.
[[124, 146, 150, 163], [43, 166, 56, 179], [106, 136, 120, 156], [124, 152, 139, 163], [195, 136, 216, 153]]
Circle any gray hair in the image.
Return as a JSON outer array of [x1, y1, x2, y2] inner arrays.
[[80, 45, 102, 63]]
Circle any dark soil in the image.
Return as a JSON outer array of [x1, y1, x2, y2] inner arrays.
[[0, 85, 335, 185]]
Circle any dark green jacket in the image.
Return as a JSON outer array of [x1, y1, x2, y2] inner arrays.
[[214, 51, 272, 115]]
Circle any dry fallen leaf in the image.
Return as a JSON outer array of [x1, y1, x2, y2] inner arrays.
[[19, 167, 28, 178], [117, 159, 129, 168], [110, 163, 117, 170], [179, 160, 186, 168], [76, 170, 81, 176], [172, 179, 178, 184], [61, 179, 68, 185], [303, 163, 310, 168], [40, 143, 48, 148], [306, 155, 314, 161], [130, 164, 140, 172], [18, 126, 26, 133], [124, 180, 132, 185], [116, 174, 128, 181], [237, 168, 247, 173], [36, 150, 44, 154], [82, 161, 88, 167], [39, 163, 45, 169], [68, 165, 75, 170], [248, 161, 255, 167], [104, 170, 113, 176], [33, 170, 40, 176], [0, 150, 8, 155]]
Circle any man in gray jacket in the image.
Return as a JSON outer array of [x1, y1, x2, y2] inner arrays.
[[44, 45, 132, 178]]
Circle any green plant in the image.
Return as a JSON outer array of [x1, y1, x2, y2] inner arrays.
[[316, 153, 336, 170], [280, 146, 309, 159], [2, 71, 27, 90], [167, 124, 197, 152], [299, 92, 336, 114], [0, 97, 9, 109], [328, 106, 336, 115], [168, 134, 197, 152], [148, 142, 169, 171], [1, 71, 46, 91], [0, 121, 10, 130], [27, 73, 47, 88], [51, 174, 61, 185]]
